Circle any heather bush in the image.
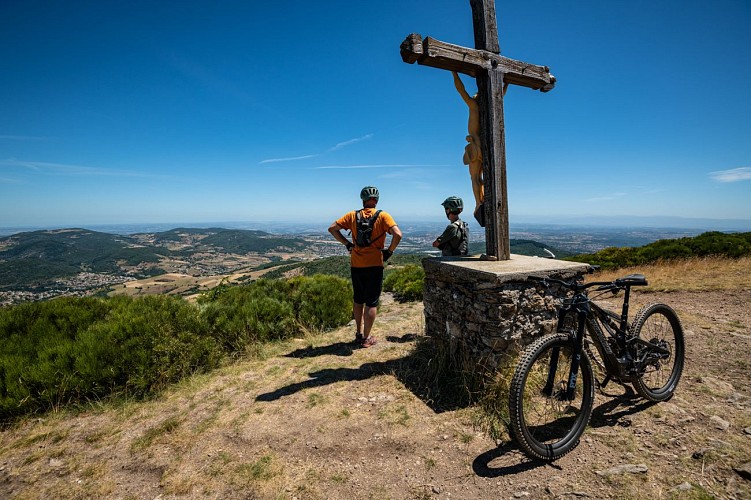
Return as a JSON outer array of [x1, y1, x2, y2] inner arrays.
[[383, 264, 425, 302], [0, 274, 353, 422]]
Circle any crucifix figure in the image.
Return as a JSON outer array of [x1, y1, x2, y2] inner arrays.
[[400, 0, 555, 260]]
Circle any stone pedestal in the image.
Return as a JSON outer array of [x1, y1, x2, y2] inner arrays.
[[422, 254, 590, 371]]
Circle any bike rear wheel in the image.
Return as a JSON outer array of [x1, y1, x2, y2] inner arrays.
[[630, 303, 685, 402], [509, 333, 595, 461]]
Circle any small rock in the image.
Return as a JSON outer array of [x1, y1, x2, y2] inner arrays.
[[617, 417, 632, 427], [734, 462, 751, 481], [727, 392, 746, 404], [671, 482, 693, 492], [596, 463, 648, 477], [698, 376, 735, 396], [692, 448, 712, 459], [513, 492, 530, 498], [710, 415, 730, 431], [743, 427, 751, 435], [432, 486, 441, 494]]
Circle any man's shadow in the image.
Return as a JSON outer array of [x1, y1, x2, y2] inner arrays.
[[257, 333, 467, 412], [258, 333, 659, 474]]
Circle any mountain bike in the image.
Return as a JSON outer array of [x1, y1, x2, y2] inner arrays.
[[508, 271, 685, 461]]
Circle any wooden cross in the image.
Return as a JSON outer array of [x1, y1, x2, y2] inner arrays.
[[400, 0, 555, 260]]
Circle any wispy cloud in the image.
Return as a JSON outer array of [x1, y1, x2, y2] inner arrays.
[[327, 134, 373, 152], [315, 164, 446, 170], [259, 134, 374, 165], [0, 159, 170, 179], [710, 167, 751, 183], [258, 154, 320, 164]]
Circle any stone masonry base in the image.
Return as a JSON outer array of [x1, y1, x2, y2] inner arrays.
[[422, 254, 590, 371]]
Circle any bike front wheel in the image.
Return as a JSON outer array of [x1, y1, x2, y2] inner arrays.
[[630, 303, 685, 402], [509, 333, 595, 461]]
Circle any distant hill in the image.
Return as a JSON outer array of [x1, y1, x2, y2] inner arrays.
[[261, 239, 570, 281], [0, 228, 307, 291], [565, 230, 751, 269]]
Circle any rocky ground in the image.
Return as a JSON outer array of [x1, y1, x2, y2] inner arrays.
[[1, 287, 750, 499]]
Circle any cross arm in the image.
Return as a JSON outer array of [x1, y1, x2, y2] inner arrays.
[[400, 33, 555, 92]]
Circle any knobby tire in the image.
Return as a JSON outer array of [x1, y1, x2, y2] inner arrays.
[[630, 303, 685, 402], [509, 333, 595, 461]]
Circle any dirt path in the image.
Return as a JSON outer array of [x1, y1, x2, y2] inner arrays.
[[1, 291, 750, 499]]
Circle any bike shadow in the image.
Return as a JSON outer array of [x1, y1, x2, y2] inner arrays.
[[589, 385, 656, 428], [472, 444, 554, 477], [471, 390, 655, 473]]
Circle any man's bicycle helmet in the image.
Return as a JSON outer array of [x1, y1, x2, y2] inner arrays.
[[441, 196, 464, 213], [360, 186, 379, 201]]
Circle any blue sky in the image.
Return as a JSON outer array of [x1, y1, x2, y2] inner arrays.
[[1, 0, 750, 230]]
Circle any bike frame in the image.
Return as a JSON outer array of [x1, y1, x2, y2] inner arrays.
[[544, 278, 637, 399], [544, 277, 672, 397]]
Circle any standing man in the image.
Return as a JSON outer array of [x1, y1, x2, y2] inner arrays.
[[432, 196, 469, 256], [328, 186, 402, 348]]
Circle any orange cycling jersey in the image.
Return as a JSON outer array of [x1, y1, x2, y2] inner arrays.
[[336, 208, 397, 268]]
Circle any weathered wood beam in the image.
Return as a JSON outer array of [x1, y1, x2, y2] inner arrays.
[[470, 0, 500, 53], [400, 34, 555, 92]]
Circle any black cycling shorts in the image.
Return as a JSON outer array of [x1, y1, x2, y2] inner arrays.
[[351, 266, 384, 308]]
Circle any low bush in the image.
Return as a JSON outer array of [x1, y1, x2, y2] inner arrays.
[[567, 231, 751, 269], [383, 264, 425, 302], [0, 274, 353, 423]]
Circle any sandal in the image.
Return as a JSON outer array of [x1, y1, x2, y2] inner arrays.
[[354, 332, 363, 344], [361, 336, 377, 348]]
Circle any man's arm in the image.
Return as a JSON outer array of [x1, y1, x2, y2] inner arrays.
[[387, 225, 402, 252], [328, 222, 353, 250], [433, 224, 457, 249]]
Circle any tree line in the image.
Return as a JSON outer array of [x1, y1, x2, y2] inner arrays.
[[565, 231, 751, 269]]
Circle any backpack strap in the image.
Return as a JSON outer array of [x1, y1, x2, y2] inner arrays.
[[367, 210, 386, 246]]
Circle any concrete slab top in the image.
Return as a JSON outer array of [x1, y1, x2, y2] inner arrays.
[[422, 254, 591, 283]]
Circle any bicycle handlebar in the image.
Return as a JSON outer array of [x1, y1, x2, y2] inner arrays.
[[529, 273, 646, 293]]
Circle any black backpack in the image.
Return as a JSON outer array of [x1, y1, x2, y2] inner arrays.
[[355, 209, 382, 247], [450, 220, 469, 256]]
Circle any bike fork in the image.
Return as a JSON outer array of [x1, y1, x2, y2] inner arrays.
[[565, 309, 587, 400], [544, 307, 588, 401]]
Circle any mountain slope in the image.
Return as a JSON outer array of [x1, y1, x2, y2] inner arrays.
[[1, 258, 749, 498], [0, 228, 306, 291]]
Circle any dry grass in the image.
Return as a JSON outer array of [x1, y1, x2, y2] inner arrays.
[[588, 255, 751, 291], [2, 258, 750, 499]]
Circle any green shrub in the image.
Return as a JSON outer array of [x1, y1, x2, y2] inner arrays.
[[383, 265, 425, 302], [566, 231, 751, 269], [0, 295, 221, 420], [290, 274, 352, 330], [199, 275, 351, 342], [0, 274, 354, 423]]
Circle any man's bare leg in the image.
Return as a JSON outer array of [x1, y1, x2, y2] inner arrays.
[[363, 306, 377, 338], [353, 302, 364, 336]]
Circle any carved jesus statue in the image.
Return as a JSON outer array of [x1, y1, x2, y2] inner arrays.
[[453, 71, 484, 210]]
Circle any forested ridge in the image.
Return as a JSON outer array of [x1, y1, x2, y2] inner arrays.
[[565, 231, 751, 269]]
